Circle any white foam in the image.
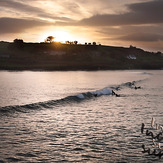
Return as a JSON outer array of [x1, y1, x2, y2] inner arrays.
[[142, 72, 152, 75], [101, 88, 112, 95], [76, 88, 112, 99], [92, 88, 112, 96], [76, 93, 85, 99]]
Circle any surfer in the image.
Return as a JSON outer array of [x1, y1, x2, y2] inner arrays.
[[112, 90, 120, 97], [142, 144, 150, 153], [135, 86, 141, 89], [141, 123, 145, 134], [94, 94, 98, 97], [112, 90, 116, 95]]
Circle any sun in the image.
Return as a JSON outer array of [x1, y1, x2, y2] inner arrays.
[[55, 31, 74, 42], [41, 30, 76, 43]]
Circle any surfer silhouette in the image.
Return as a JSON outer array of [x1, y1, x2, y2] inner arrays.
[[112, 90, 120, 97]]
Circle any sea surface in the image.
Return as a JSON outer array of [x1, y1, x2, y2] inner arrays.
[[0, 70, 163, 162]]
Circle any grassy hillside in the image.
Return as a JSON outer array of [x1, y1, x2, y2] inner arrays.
[[0, 41, 162, 70]]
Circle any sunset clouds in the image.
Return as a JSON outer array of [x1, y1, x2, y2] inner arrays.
[[78, 0, 163, 26], [0, 0, 162, 51]]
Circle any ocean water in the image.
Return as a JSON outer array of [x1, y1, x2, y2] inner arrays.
[[0, 70, 163, 162]]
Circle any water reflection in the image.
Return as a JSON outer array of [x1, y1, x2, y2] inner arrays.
[[0, 70, 150, 107], [0, 70, 163, 162]]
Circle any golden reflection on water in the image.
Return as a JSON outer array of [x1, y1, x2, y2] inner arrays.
[[0, 70, 163, 162], [0, 70, 149, 107]]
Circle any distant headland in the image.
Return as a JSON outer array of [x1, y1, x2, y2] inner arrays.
[[0, 39, 163, 70]]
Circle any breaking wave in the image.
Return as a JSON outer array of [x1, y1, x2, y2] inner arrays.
[[0, 80, 142, 115]]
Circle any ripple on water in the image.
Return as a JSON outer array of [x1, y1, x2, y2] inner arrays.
[[16, 152, 37, 157], [6, 157, 23, 162], [0, 70, 163, 162]]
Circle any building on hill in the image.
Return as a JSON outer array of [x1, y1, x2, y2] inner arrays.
[[127, 55, 137, 60]]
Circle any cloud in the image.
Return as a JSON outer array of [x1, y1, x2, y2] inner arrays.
[[60, 1, 81, 14], [49, 0, 89, 20], [0, 0, 44, 15], [0, 0, 162, 52], [0, 0, 72, 21], [77, 0, 163, 26], [118, 33, 163, 42], [0, 17, 50, 34], [96, 25, 163, 42]]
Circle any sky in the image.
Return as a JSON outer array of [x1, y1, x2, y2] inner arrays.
[[0, 0, 163, 52]]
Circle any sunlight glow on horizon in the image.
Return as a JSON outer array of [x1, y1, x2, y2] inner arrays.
[[41, 30, 79, 43], [0, 0, 162, 51]]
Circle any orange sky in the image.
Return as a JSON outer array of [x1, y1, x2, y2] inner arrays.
[[0, 0, 163, 52]]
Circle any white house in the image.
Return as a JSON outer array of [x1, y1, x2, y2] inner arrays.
[[127, 55, 137, 60]]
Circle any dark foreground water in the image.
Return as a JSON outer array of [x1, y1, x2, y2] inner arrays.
[[0, 70, 163, 162]]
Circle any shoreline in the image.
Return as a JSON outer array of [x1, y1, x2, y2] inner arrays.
[[0, 67, 162, 72]]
